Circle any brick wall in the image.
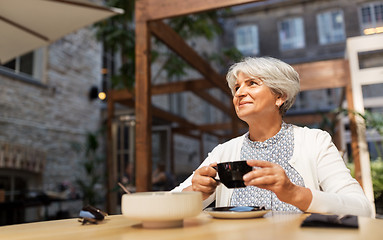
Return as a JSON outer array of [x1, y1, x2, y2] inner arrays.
[[0, 27, 103, 211]]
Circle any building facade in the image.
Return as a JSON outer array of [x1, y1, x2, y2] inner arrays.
[[222, 0, 383, 157], [0, 27, 104, 224]]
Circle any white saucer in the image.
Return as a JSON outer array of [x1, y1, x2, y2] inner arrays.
[[204, 206, 270, 219]]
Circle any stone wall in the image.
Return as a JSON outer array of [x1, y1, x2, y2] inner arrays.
[[0, 27, 104, 219]]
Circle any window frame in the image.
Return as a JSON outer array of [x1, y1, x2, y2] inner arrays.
[[234, 24, 260, 56], [358, 1, 383, 35], [278, 16, 306, 51], [0, 47, 47, 86], [316, 9, 346, 45]]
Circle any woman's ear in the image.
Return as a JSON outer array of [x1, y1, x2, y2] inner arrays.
[[276, 96, 286, 107]]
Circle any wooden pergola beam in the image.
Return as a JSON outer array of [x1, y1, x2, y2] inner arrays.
[[151, 59, 350, 102], [152, 107, 196, 129], [107, 88, 232, 134], [152, 78, 213, 95], [198, 122, 235, 131], [284, 113, 336, 126], [139, 0, 264, 20], [108, 88, 134, 101], [294, 59, 349, 91], [152, 107, 223, 137], [194, 90, 233, 116], [152, 78, 233, 116], [172, 128, 202, 139], [149, 20, 231, 96]]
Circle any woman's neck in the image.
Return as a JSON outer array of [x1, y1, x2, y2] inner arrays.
[[247, 117, 283, 142]]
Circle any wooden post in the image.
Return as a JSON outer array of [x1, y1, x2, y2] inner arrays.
[[106, 92, 117, 213], [170, 131, 175, 174], [135, 0, 152, 192], [346, 80, 363, 187], [199, 133, 204, 163], [346, 37, 377, 208]]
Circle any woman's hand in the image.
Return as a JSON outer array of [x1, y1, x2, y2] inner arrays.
[[187, 163, 219, 200], [243, 160, 312, 211]]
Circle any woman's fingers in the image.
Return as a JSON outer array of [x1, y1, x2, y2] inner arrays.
[[243, 160, 291, 193], [192, 181, 217, 193], [209, 162, 218, 168], [192, 171, 217, 186], [191, 164, 218, 197], [246, 159, 273, 168], [244, 175, 276, 186], [243, 162, 275, 181], [196, 165, 217, 178]]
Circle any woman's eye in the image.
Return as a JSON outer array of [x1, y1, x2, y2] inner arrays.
[[234, 86, 239, 92], [250, 80, 259, 86]]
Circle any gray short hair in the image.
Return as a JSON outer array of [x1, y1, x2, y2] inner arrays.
[[226, 57, 300, 115]]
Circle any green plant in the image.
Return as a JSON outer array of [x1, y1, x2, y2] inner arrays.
[[362, 110, 383, 160], [347, 158, 383, 200], [71, 131, 106, 206], [371, 158, 383, 199], [332, 109, 383, 201], [320, 108, 383, 159], [363, 110, 383, 135]]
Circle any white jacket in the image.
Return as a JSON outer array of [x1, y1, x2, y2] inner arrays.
[[172, 125, 374, 217]]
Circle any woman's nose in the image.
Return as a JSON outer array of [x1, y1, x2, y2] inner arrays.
[[234, 85, 247, 97]]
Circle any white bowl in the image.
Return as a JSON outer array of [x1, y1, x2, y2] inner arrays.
[[121, 191, 202, 228]]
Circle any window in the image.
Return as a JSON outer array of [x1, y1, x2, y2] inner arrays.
[[278, 17, 305, 51], [359, 1, 383, 35], [358, 49, 383, 69], [234, 25, 259, 55], [317, 10, 346, 45], [290, 91, 306, 110], [113, 116, 136, 187], [0, 48, 45, 82]]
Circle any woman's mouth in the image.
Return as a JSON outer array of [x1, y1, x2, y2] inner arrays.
[[239, 101, 251, 106]]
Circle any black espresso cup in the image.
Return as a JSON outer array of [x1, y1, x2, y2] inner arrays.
[[215, 161, 252, 188]]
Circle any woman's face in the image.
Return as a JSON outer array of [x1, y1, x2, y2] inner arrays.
[[232, 72, 281, 123]]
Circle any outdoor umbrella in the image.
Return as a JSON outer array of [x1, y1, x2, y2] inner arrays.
[[0, 0, 123, 64]]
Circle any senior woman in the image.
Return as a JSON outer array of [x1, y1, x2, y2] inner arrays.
[[172, 56, 373, 217]]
